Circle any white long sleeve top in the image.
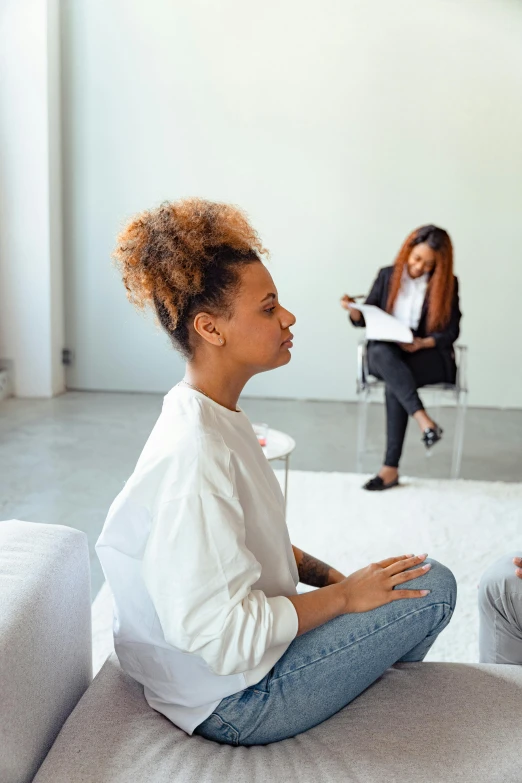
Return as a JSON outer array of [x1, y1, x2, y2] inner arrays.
[[95, 384, 299, 734], [392, 268, 429, 329]]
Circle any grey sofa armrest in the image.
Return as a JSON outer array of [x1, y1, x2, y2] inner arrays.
[[0, 520, 92, 783]]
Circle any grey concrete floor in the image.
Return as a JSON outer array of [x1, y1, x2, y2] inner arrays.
[[1, 391, 521, 599]]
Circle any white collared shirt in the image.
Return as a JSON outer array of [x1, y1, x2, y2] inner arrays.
[[392, 268, 429, 329], [96, 384, 299, 735]]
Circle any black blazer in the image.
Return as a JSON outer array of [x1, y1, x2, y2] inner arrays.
[[351, 266, 462, 381]]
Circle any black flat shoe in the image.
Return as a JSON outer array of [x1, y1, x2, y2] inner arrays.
[[363, 475, 400, 491], [422, 424, 443, 450]]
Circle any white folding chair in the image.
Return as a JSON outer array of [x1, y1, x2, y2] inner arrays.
[[355, 341, 468, 479]]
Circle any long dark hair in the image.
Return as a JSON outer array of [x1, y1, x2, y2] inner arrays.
[[386, 225, 454, 331]]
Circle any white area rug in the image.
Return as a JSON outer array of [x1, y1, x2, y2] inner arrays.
[[92, 471, 522, 675]]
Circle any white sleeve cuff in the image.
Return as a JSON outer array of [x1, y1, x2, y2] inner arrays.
[[267, 595, 299, 647]]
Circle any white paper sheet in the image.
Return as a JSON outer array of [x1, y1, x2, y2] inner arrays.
[[350, 303, 413, 343]]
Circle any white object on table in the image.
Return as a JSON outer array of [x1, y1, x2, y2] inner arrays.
[[260, 428, 296, 514], [350, 303, 413, 343]]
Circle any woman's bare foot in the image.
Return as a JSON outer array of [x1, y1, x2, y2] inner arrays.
[[378, 466, 399, 484]]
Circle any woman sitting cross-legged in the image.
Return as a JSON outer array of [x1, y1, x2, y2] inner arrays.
[[96, 200, 456, 746], [341, 224, 461, 491]]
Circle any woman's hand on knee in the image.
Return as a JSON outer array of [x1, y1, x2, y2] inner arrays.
[[514, 556, 522, 578], [339, 554, 431, 613]]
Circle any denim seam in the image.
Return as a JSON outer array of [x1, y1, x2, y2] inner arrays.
[[208, 711, 240, 745], [271, 601, 454, 682]]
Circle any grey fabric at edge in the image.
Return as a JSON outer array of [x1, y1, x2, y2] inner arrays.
[[0, 520, 92, 783], [35, 653, 522, 783]]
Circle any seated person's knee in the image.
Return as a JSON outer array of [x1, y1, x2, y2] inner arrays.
[[415, 559, 457, 610], [479, 552, 522, 610]]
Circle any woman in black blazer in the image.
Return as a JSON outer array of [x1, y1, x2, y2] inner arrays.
[[341, 225, 461, 491]]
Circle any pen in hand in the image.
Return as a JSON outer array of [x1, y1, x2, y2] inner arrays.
[[340, 294, 366, 312]]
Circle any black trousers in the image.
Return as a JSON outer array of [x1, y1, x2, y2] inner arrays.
[[367, 341, 454, 469]]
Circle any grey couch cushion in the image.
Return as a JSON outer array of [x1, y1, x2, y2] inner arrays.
[[0, 520, 92, 783], [35, 653, 522, 783]]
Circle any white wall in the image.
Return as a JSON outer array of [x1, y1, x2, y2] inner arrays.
[[0, 0, 64, 397], [61, 0, 522, 407]]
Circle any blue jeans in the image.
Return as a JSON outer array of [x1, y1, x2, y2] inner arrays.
[[194, 559, 456, 745]]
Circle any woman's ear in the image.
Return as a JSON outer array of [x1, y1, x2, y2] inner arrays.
[[193, 312, 224, 347]]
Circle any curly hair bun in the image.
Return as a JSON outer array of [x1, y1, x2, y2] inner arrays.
[[112, 198, 267, 357]]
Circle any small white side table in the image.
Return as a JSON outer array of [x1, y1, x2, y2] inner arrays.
[[261, 428, 296, 513]]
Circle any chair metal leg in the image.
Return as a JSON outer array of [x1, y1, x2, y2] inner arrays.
[[451, 390, 468, 479], [356, 390, 370, 474], [432, 389, 442, 432], [425, 389, 442, 461]]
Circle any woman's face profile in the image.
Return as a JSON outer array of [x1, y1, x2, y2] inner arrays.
[[223, 262, 296, 375], [407, 242, 437, 278]]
